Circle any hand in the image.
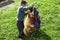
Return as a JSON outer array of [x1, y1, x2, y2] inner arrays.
[[30, 25, 35, 28], [29, 3, 34, 7]]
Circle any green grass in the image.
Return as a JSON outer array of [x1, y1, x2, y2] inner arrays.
[[0, 0, 60, 40]]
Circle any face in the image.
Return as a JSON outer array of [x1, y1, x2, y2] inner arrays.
[[22, 3, 26, 6], [28, 14, 35, 21]]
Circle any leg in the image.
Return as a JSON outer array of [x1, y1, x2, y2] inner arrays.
[[23, 27, 30, 36], [23, 27, 28, 36], [17, 20, 24, 38]]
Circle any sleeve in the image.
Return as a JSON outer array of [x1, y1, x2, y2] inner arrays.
[[17, 7, 20, 14], [23, 6, 28, 11], [23, 6, 33, 12], [28, 6, 33, 12]]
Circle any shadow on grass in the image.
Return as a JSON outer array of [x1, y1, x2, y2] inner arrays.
[[22, 29, 51, 40]]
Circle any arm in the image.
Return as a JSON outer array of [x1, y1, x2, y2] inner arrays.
[[23, 3, 34, 13], [23, 6, 33, 14]]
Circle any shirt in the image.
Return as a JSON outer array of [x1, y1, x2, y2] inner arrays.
[[17, 6, 29, 21]]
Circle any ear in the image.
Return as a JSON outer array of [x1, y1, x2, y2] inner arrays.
[[25, 10, 31, 13]]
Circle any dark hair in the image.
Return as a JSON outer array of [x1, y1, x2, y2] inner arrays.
[[21, 1, 27, 5]]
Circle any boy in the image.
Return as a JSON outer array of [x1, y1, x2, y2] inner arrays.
[[17, 1, 33, 38]]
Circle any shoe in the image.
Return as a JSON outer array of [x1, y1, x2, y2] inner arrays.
[[18, 32, 26, 38], [22, 33, 26, 37], [18, 36, 23, 38], [18, 35, 25, 39]]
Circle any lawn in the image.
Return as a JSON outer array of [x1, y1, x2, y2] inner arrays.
[[0, 0, 60, 40]]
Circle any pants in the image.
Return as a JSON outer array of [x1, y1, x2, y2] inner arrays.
[[17, 20, 24, 36]]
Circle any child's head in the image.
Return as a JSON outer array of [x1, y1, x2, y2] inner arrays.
[[21, 1, 27, 6]]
